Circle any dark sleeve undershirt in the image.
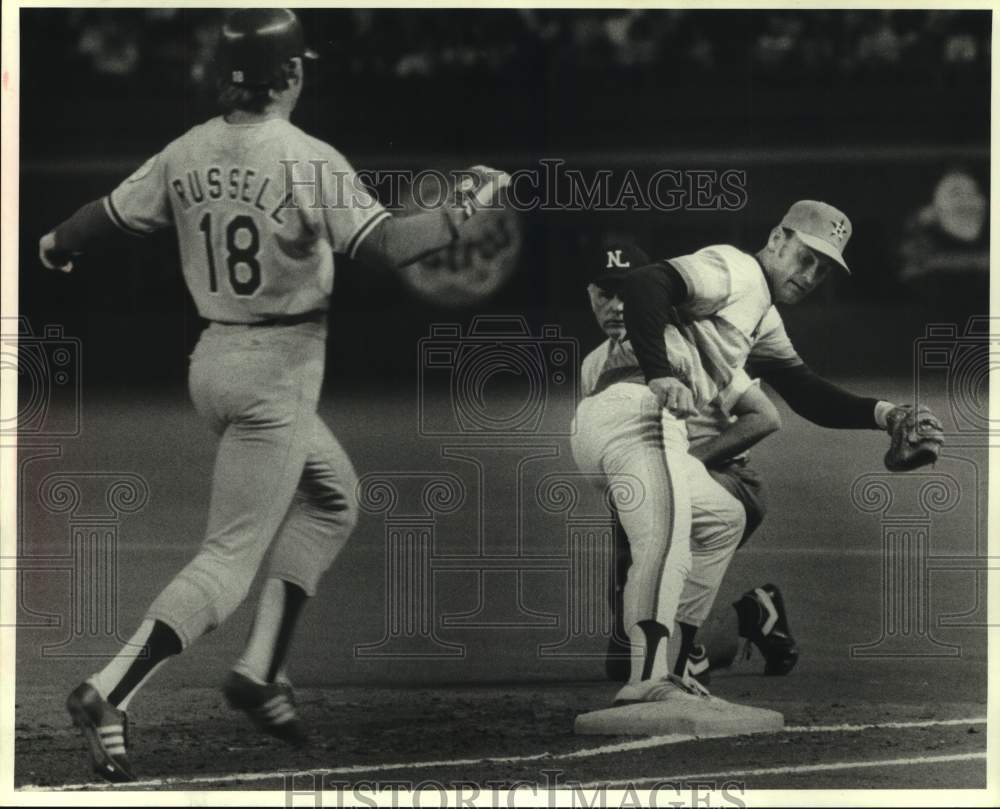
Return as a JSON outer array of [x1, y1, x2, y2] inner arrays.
[[619, 261, 690, 382], [758, 363, 881, 429], [53, 198, 121, 255]]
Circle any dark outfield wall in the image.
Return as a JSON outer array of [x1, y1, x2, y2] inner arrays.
[[18, 150, 987, 391], [16, 8, 989, 388]]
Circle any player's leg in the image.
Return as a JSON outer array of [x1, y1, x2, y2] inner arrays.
[[234, 416, 358, 685], [672, 458, 747, 679], [683, 463, 799, 676], [607, 461, 768, 684], [604, 514, 632, 682], [71, 327, 322, 777], [584, 390, 693, 688], [223, 417, 358, 744], [82, 406, 311, 706]]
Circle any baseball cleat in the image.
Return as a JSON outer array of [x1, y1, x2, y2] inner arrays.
[[65, 681, 135, 784], [223, 670, 308, 747], [733, 583, 800, 675], [683, 643, 711, 687], [613, 672, 712, 706]]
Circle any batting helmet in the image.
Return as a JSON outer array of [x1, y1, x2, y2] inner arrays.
[[217, 8, 318, 87]]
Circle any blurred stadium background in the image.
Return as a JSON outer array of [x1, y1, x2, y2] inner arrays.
[[18, 8, 990, 389]]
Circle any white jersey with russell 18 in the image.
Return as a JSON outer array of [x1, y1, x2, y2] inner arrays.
[[104, 116, 389, 323]]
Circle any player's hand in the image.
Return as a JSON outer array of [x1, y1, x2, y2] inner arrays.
[[39, 231, 74, 273], [648, 376, 697, 418], [455, 165, 511, 220]]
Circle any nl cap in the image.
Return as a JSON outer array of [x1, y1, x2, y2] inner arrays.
[[219, 8, 319, 87], [589, 243, 651, 287], [780, 200, 852, 274]]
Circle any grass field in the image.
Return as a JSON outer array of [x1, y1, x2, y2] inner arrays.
[[12, 380, 990, 793]]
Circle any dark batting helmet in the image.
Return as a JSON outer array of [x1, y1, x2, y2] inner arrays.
[[217, 8, 318, 87]]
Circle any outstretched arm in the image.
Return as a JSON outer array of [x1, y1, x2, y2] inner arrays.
[[41, 151, 172, 272], [353, 207, 464, 272], [39, 199, 121, 271], [353, 166, 509, 273], [689, 382, 782, 468], [757, 362, 895, 430], [748, 308, 898, 431]]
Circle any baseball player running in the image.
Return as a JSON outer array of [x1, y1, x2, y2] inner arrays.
[[601, 203, 945, 686], [576, 243, 781, 704], [38, 9, 510, 783]]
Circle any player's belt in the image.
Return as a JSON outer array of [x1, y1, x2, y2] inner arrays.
[[209, 310, 326, 328]]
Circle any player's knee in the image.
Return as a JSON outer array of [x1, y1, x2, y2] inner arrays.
[[309, 477, 359, 533], [216, 580, 254, 626]]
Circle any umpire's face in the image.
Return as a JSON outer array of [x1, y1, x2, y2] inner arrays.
[[588, 282, 626, 340], [763, 228, 833, 305]]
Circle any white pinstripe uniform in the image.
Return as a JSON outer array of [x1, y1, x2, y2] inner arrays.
[[572, 245, 772, 683], [104, 116, 388, 648]]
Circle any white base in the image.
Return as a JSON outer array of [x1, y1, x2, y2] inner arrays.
[[574, 694, 784, 737]]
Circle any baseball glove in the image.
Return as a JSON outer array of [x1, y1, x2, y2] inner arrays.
[[884, 405, 945, 472]]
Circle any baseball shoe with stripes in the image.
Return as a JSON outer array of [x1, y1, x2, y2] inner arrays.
[[733, 583, 800, 675], [222, 670, 307, 747], [613, 672, 712, 706], [683, 643, 711, 686], [65, 681, 135, 783]]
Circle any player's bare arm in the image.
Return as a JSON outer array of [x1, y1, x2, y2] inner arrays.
[[688, 383, 781, 469]]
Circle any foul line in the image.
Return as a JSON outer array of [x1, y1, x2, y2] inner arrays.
[[578, 751, 987, 789], [23, 715, 986, 792]]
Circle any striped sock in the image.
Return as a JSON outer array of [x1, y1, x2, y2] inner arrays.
[[89, 619, 182, 709], [234, 578, 307, 684], [672, 621, 698, 676], [628, 619, 669, 684]]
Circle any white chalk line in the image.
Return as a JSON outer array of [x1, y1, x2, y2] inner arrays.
[[578, 751, 987, 789], [22, 715, 986, 792]]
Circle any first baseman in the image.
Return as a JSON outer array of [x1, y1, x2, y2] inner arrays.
[[573, 243, 780, 704], [600, 203, 946, 688], [39, 9, 509, 783]]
